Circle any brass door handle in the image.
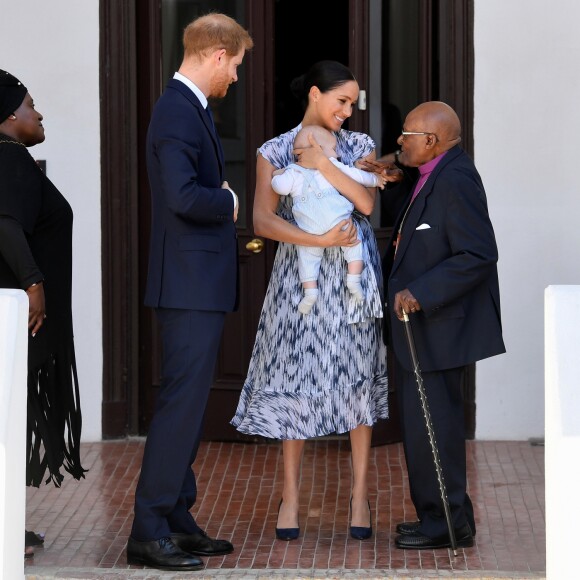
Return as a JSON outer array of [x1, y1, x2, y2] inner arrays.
[[245, 238, 264, 253]]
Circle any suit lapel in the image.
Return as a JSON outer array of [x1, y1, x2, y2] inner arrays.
[[391, 193, 426, 272], [390, 146, 464, 273], [167, 79, 225, 179]]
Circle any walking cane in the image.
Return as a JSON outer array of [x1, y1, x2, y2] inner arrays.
[[401, 310, 458, 556]]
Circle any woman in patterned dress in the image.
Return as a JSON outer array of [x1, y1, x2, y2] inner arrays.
[[231, 61, 401, 540]]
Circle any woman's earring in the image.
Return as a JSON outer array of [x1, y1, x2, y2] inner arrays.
[[9, 114, 16, 120]]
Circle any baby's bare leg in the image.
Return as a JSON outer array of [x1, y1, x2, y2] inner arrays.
[[347, 260, 363, 275]]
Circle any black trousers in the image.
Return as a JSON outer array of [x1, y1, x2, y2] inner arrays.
[[398, 365, 475, 537]]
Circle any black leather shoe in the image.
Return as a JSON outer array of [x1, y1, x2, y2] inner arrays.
[[394, 524, 474, 550], [25, 530, 45, 547], [396, 520, 421, 535], [170, 530, 233, 556], [396, 520, 476, 537], [127, 536, 204, 570]]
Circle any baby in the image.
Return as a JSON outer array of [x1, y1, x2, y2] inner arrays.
[[272, 125, 386, 314]]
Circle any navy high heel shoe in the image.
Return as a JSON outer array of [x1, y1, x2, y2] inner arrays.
[[275, 499, 300, 541], [350, 499, 372, 540]]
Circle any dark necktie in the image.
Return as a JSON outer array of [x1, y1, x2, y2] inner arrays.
[[205, 104, 217, 134], [205, 104, 224, 168]]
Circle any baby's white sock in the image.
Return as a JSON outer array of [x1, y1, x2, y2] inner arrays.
[[346, 273, 364, 303], [298, 288, 319, 314]]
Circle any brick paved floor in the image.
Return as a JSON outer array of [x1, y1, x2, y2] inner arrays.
[[23, 439, 545, 579]]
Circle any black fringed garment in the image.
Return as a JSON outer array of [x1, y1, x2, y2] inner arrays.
[[0, 133, 86, 487]]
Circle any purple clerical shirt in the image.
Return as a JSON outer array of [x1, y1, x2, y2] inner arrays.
[[393, 150, 450, 257], [411, 150, 449, 202]]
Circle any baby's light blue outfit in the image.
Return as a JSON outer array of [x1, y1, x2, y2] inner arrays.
[[271, 158, 380, 282]]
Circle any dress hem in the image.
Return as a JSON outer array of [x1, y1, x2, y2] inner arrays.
[[231, 374, 388, 441]]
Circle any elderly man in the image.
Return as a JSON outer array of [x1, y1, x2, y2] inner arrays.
[[382, 101, 505, 549]]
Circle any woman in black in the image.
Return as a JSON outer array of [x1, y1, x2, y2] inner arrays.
[[0, 70, 86, 554]]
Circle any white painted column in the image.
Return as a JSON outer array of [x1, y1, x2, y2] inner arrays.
[[0, 289, 28, 580], [545, 285, 580, 579]]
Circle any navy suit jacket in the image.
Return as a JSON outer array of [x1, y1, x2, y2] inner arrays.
[[383, 146, 505, 372], [144, 79, 238, 311]]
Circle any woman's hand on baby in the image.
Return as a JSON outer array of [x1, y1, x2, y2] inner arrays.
[[293, 133, 326, 169], [322, 219, 359, 247]]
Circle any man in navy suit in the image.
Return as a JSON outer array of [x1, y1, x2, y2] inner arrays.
[[127, 13, 253, 571], [383, 102, 505, 550]]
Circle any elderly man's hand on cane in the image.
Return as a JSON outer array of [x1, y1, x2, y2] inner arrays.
[[394, 289, 421, 321]]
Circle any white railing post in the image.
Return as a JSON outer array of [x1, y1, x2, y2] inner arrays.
[[545, 285, 580, 579], [0, 289, 28, 580]]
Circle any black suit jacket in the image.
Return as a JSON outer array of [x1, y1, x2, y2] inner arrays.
[[383, 146, 505, 372], [144, 79, 238, 311]]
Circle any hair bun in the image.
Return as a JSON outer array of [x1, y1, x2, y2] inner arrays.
[[289, 74, 306, 101]]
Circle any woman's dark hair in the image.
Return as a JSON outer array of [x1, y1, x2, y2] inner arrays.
[[290, 60, 356, 111]]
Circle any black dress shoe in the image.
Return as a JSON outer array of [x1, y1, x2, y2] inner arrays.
[[394, 524, 474, 550], [397, 520, 477, 537], [25, 530, 45, 547], [127, 536, 204, 571], [396, 520, 421, 535], [170, 530, 234, 556]]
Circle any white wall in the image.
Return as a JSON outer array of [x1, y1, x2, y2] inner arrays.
[[545, 286, 580, 578], [0, 1, 102, 440], [474, 0, 580, 438]]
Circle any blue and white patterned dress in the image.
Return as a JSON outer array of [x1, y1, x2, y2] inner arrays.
[[231, 125, 388, 439]]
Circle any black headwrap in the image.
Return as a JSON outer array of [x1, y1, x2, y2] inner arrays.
[[0, 69, 28, 124]]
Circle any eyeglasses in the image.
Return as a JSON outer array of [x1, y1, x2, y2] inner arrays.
[[401, 130, 438, 142]]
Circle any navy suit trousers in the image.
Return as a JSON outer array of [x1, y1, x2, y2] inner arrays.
[[131, 307, 225, 541]]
